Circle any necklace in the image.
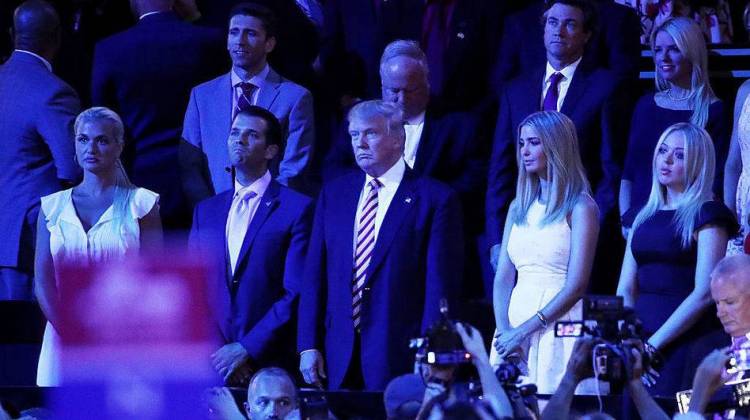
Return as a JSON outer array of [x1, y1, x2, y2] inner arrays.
[[666, 88, 691, 101]]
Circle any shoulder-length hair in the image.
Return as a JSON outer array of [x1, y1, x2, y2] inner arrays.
[[512, 111, 591, 226], [631, 122, 715, 248], [650, 17, 716, 128]]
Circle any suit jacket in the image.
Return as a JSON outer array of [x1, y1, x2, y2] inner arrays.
[[324, 109, 486, 234], [297, 169, 464, 390], [91, 11, 226, 229], [189, 180, 313, 369], [486, 64, 625, 247], [0, 51, 80, 271], [181, 67, 315, 200], [490, 0, 640, 95]]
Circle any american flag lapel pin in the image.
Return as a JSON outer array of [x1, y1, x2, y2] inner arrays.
[[405, 197, 412, 204]]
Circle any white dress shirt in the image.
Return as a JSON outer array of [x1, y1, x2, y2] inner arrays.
[[231, 63, 270, 113], [352, 159, 406, 253], [15, 49, 52, 72], [540, 56, 582, 111], [403, 112, 426, 169], [226, 170, 272, 273]]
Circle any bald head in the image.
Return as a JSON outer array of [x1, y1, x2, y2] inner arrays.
[[245, 368, 297, 420], [13, 0, 60, 56], [711, 254, 750, 338]]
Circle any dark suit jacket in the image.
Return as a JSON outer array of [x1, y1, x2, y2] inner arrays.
[[490, 0, 641, 95], [324, 109, 486, 234], [0, 51, 80, 272], [486, 64, 625, 247], [91, 11, 226, 229], [297, 169, 464, 390], [189, 180, 313, 369]]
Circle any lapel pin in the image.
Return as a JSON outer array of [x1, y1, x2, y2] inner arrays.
[[265, 201, 272, 207], [405, 197, 412, 204], [457, 32, 465, 39]]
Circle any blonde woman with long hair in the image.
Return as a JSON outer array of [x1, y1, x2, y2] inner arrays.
[[617, 123, 737, 395], [490, 111, 599, 394], [34, 107, 163, 386], [620, 17, 729, 234]]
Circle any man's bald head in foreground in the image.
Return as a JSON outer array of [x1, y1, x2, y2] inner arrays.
[[13, 0, 60, 57], [711, 254, 750, 338]]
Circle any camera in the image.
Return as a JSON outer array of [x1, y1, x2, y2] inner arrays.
[[554, 295, 661, 389], [410, 299, 472, 366]]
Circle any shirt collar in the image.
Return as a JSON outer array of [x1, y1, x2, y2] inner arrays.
[[231, 63, 270, 88], [139, 10, 167, 20], [14, 49, 52, 72], [544, 56, 582, 83], [365, 158, 406, 189], [405, 111, 426, 126], [233, 170, 272, 199]]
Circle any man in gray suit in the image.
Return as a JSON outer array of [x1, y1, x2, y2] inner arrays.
[[181, 2, 315, 201], [0, 0, 80, 300]]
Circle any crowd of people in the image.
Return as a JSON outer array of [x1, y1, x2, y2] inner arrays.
[[5, 0, 750, 418]]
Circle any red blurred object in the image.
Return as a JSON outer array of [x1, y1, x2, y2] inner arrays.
[[744, 232, 750, 254]]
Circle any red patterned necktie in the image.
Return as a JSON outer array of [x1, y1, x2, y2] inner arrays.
[[352, 179, 382, 331], [234, 82, 257, 118]]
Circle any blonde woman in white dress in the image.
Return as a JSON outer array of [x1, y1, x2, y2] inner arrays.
[[34, 107, 162, 386], [490, 111, 599, 394]]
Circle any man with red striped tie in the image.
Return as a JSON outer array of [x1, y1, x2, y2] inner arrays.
[[297, 100, 464, 391]]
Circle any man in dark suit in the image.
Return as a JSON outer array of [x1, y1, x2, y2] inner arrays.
[[324, 39, 488, 297], [181, 2, 315, 201], [190, 106, 313, 385], [486, 0, 626, 291], [0, 0, 80, 300], [298, 100, 463, 391], [91, 0, 226, 230], [491, 0, 640, 95]]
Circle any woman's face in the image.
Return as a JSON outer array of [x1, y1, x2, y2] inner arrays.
[[75, 119, 122, 174], [653, 30, 693, 88], [656, 131, 687, 191], [519, 124, 548, 178]]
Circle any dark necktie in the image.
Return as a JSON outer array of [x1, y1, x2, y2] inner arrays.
[[542, 72, 564, 111]]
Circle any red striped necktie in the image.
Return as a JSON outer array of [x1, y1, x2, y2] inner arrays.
[[352, 178, 382, 331]]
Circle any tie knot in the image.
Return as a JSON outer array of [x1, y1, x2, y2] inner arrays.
[[239, 82, 257, 96], [548, 72, 564, 86], [235, 189, 257, 203], [369, 179, 382, 191]]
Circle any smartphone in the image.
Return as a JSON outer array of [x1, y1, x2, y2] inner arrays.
[[554, 321, 584, 337]]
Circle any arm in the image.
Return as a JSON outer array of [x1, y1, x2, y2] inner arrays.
[[724, 81, 750, 215], [33, 209, 59, 329], [422, 189, 464, 331], [277, 90, 315, 193], [616, 230, 639, 308], [648, 225, 729, 350], [180, 89, 215, 206], [496, 197, 599, 358], [619, 180, 632, 237], [687, 349, 731, 414], [625, 347, 670, 420], [541, 337, 597, 420], [138, 203, 163, 253], [493, 205, 517, 333], [39, 85, 81, 183]]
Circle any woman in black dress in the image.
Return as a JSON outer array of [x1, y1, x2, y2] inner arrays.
[[617, 122, 737, 396]]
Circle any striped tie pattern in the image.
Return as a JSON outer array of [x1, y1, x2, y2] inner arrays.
[[234, 82, 257, 118], [352, 179, 382, 330]]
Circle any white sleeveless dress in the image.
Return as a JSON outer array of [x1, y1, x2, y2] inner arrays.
[[36, 187, 159, 386], [489, 200, 583, 395]]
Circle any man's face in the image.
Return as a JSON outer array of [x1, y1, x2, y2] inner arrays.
[[381, 56, 430, 121], [543, 3, 591, 65], [245, 376, 296, 420], [227, 15, 276, 72], [227, 113, 278, 172], [349, 115, 403, 177], [711, 275, 750, 338]]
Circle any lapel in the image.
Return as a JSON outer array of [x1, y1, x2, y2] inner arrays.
[[413, 111, 438, 175], [560, 65, 589, 117], [232, 181, 281, 280], [335, 172, 365, 278], [365, 168, 419, 284], [213, 192, 234, 291], [256, 66, 282, 110]]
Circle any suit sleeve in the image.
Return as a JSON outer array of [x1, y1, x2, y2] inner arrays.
[[485, 88, 516, 248], [297, 189, 328, 352], [422, 187, 464, 332], [38, 84, 81, 183], [322, 120, 356, 182], [179, 88, 215, 206], [239, 198, 314, 359], [90, 42, 115, 107], [596, 82, 627, 220], [606, 6, 641, 81], [277, 89, 315, 193]]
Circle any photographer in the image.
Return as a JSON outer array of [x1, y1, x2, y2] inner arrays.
[[674, 349, 732, 418]]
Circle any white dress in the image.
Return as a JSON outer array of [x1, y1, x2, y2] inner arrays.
[[489, 200, 583, 395], [728, 94, 750, 255], [36, 187, 159, 386]]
